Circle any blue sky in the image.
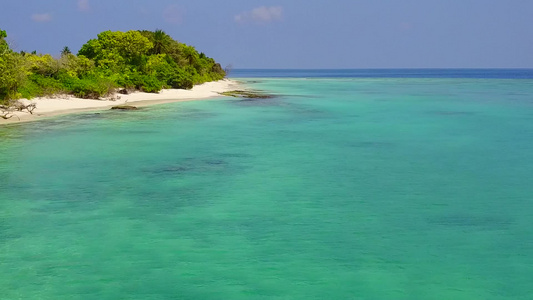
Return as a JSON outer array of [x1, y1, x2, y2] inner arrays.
[[1, 0, 532, 68]]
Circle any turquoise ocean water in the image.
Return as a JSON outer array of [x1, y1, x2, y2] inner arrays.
[[1, 70, 533, 299]]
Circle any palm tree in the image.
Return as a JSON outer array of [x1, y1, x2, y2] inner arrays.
[[152, 29, 170, 55], [182, 45, 198, 65], [61, 46, 71, 56]]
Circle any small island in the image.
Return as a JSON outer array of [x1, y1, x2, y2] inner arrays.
[[0, 29, 234, 121]]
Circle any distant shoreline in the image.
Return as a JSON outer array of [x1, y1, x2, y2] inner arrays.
[[1, 79, 240, 125]]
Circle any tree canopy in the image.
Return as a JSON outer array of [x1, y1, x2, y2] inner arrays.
[[0, 29, 225, 103], [0, 29, 9, 55]]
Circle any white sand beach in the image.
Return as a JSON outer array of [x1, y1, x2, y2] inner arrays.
[[1, 79, 240, 124]]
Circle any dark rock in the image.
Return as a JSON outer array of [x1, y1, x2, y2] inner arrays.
[[220, 90, 275, 99], [111, 105, 138, 110]]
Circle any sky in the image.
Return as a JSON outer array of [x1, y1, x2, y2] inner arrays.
[[1, 0, 532, 69]]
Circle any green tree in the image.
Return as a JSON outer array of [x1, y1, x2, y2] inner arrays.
[[0, 52, 28, 101], [152, 29, 172, 55], [0, 29, 9, 55], [139, 29, 174, 55], [56, 53, 94, 78], [26, 54, 60, 77], [165, 40, 186, 66], [78, 30, 153, 71], [182, 45, 199, 65]]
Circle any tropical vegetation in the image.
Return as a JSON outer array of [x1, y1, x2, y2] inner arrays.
[[0, 29, 225, 104]]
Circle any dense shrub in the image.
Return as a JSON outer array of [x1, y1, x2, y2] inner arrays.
[[25, 74, 64, 96], [170, 76, 194, 90], [130, 74, 164, 93], [70, 77, 116, 99]]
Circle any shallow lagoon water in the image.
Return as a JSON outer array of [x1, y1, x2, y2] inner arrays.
[[1, 71, 533, 299]]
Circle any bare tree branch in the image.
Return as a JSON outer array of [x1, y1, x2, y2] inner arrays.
[[0, 100, 36, 120], [14, 102, 37, 114]]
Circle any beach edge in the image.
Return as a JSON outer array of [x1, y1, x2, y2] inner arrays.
[[1, 79, 241, 125]]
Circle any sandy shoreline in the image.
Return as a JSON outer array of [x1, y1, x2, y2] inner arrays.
[[0, 79, 240, 125]]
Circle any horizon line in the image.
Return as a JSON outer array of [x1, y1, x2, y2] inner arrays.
[[230, 67, 533, 70]]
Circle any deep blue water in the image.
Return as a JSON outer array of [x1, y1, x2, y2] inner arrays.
[[229, 68, 533, 79]]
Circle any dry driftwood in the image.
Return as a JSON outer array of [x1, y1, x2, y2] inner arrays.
[[0, 100, 37, 120], [0, 109, 20, 120], [14, 102, 37, 114]]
